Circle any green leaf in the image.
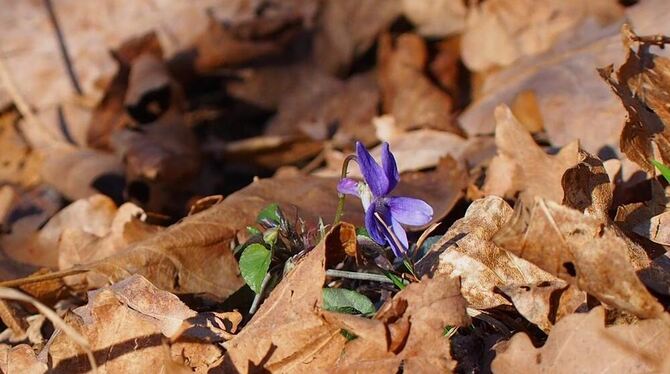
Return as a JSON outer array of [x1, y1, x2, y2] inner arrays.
[[257, 203, 282, 227], [239, 243, 272, 294], [322, 288, 376, 315], [356, 226, 370, 238], [263, 227, 279, 247], [652, 159, 670, 184], [246, 226, 262, 236], [382, 270, 406, 289]]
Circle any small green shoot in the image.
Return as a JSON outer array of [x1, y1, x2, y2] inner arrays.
[[239, 243, 272, 294]]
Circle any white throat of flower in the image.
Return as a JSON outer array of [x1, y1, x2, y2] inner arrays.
[[357, 182, 374, 211]]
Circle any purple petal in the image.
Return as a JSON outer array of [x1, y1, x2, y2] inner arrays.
[[388, 197, 433, 226], [365, 205, 387, 245], [356, 141, 388, 197], [381, 143, 399, 193], [389, 218, 408, 257], [337, 178, 360, 197]]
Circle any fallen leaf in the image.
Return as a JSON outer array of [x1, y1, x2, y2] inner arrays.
[[47, 275, 194, 373], [83, 175, 361, 301], [401, 0, 466, 37], [494, 197, 664, 318], [0, 343, 47, 374], [222, 225, 351, 373], [378, 33, 463, 135], [599, 25, 670, 172], [416, 196, 555, 310], [313, 0, 401, 76], [0, 0, 257, 110], [458, 7, 651, 154], [328, 274, 470, 373], [492, 307, 670, 373], [461, 0, 623, 72], [499, 281, 586, 333], [0, 110, 41, 187], [561, 150, 613, 219], [483, 105, 579, 203]]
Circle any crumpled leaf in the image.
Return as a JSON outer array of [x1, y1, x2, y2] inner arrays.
[[378, 33, 463, 135], [561, 150, 613, 219], [599, 25, 670, 172], [499, 281, 585, 333], [1, 194, 117, 269], [48, 275, 195, 372], [416, 196, 555, 310], [0, 343, 47, 374], [326, 273, 470, 373], [492, 307, 670, 373], [458, 12, 642, 154], [461, 0, 623, 72], [401, 0, 466, 37], [0, 0, 257, 110], [483, 105, 579, 203], [494, 197, 664, 318], [222, 225, 350, 373], [192, 11, 304, 73], [82, 175, 360, 301], [313, 0, 401, 76]]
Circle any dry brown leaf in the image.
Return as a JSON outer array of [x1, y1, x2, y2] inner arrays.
[[378, 33, 462, 135], [599, 25, 670, 172], [313, 0, 401, 76], [0, 0, 258, 111], [192, 10, 304, 73], [483, 105, 579, 203], [461, 0, 623, 72], [494, 198, 664, 318], [561, 150, 613, 219], [222, 225, 351, 373], [401, 0, 466, 37], [492, 307, 670, 373], [328, 274, 469, 373], [1, 194, 116, 269], [265, 73, 379, 148], [48, 275, 194, 373], [85, 175, 360, 302], [458, 6, 651, 154], [416, 196, 555, 310], [499, 281, 585, 333], [0, 343, 47, 374], [0, 110, 41, 187]]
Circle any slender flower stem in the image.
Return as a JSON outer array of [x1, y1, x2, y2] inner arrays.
[[325, 269, 394, 283], [249, 272, 272, 315], [333, 154, 358, 224]]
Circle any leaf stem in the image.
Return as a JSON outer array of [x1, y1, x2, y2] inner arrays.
[[248, 272, 272, 315], [333, 154, 358, 225], [325, 269, 395, 284]]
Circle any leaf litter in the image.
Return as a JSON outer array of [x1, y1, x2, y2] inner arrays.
[[1, 1, 670, 373]]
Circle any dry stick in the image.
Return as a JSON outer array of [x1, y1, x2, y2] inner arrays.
[[0, 268, 89, 288], [325, 269, 394, 284], [0, 287, 98, 373]]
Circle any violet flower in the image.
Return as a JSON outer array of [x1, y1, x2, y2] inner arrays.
[[337, 142, 433, 257]]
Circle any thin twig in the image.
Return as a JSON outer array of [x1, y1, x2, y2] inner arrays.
[[0, 268, 89, 288], [325, 269, 394, 284], [0, 287, 98, 373], [249, 272, 272, 315]]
